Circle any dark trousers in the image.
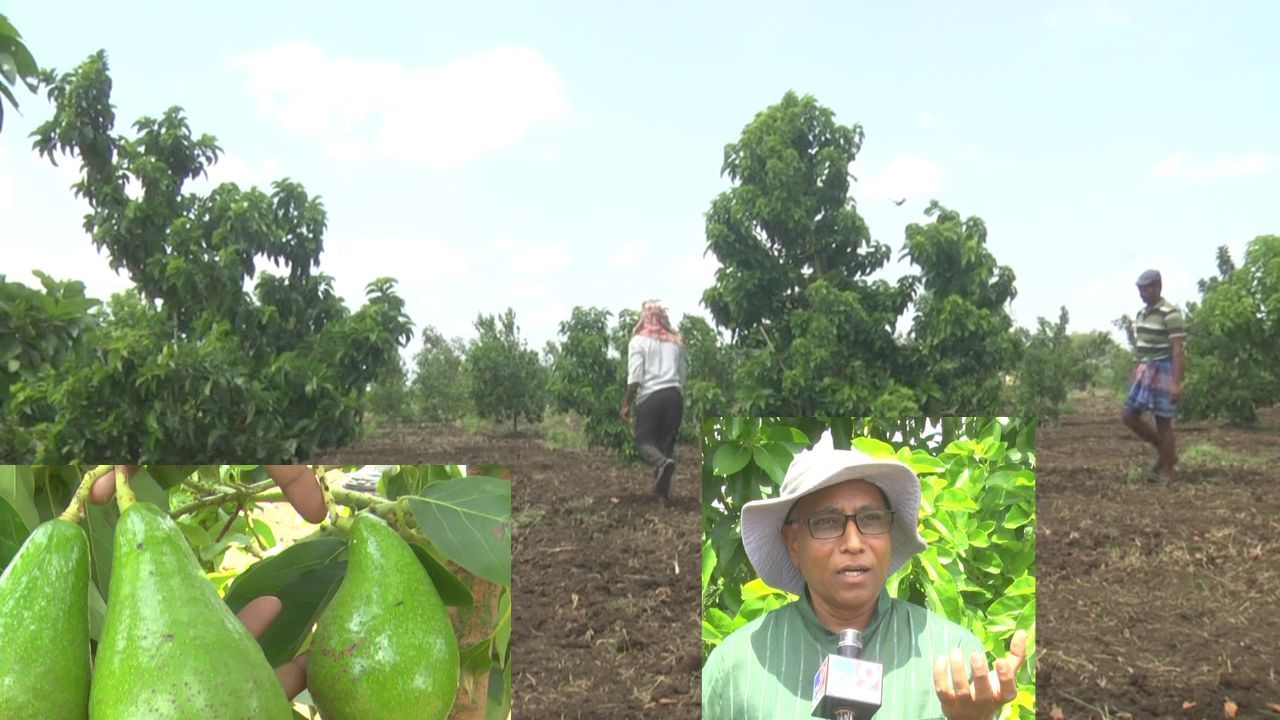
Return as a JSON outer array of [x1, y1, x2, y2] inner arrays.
[[634, 386, 683, 474]]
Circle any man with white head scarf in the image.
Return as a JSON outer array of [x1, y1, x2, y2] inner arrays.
[[702, 439, 1028, 719], [620, 300, 687, 499]]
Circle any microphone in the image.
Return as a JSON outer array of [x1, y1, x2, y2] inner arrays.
[[811, 629, 883, 719]]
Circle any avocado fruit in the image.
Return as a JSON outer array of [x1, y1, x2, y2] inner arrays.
[[88, 501, 293, 719], [0, 518, 91, 720], [308, 512, 460, 720]]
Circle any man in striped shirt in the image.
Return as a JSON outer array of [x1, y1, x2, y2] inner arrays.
[[702, 446, 1027, 719], [1122, 269, 1186, 483]]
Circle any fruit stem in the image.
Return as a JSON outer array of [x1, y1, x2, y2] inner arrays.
[[113, 464, 137, 511], [58, 464, 113, 522], [168, 479, 275, 519]]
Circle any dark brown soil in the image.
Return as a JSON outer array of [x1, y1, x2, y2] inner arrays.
[[319, 423, 702, 720], [1037, 393, 1280, 720]]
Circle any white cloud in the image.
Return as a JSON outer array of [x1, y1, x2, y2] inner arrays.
[[861, 155, 946, 203], [665, 251, 720, 296], [609, 241, 648, 267], [505, 281, 550, 299], [1149, 152, 1277, 181], [1045, 8, 1066, 26], [507, 243, 570, 276], [231, 43, 571, 169], [917, 112, 940, 129], [1093, 0, 1128, 26]]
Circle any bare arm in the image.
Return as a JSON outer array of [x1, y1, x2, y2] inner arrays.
[[1170, 336, 1184, 384], [620, 382, 640, 421]]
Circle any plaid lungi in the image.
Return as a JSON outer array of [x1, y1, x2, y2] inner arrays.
[[1124, 358, 1176, 418]]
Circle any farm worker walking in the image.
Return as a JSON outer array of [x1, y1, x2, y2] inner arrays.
[[702, 441, 1028, 719], [1121, 269, 1186, 483], [620, 299, 687, 500]]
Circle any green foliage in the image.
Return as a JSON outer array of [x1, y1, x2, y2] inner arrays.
[[902, 202, 1019, 413], [0, 272, 99, 408], [0, 12, 42, 133], [466, 308, 547, 433], [702, 92, 1027, 417], [1181, 237, 1280, 424], [702, 417, 1036, 720], [1069, 330, 1131, 395], [410, 326, 471, 422], [3, 52, 412, 461], [703, 92, 916, 415], [364, 353, 412, 424], [676, 315, 736, 442], [1008, 307, 1074, 421], [545, 306, 631, 454]]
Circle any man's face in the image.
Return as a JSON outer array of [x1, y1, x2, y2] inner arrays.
[[782, 479, 893, 616], [1138, 282, 1161, 307]]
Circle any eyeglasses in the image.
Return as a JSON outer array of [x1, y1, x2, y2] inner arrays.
[[786, 510, 895, 540]]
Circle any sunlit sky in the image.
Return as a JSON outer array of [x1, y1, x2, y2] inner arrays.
[[3, 1, 1276, 363]]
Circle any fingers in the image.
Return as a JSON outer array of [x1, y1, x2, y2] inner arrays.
[[932, 654, 954, 702], [275, 652, 308, 700], [969, 650, 995, 702], [264, 465, 327, 524], [236, 596, 283, 639], [89, 469, 116, 504]]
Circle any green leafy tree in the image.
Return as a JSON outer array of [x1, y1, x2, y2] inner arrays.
[[1181, 237, 1280, 423], [0, 12, 41, 132], [677, 314, 736, 441], [409, 326, 471, 422], [701, 417, 1036, 720], [901, 202, 1019, 413], [364, 353, 411, 424], [466, 308, 546, 432], [1008, 307, 1074, 421], [546, 306, 630, 453], [701, 91, 916, 416], [4, 52, 412, 461], [1069, 331, 1130, 393]]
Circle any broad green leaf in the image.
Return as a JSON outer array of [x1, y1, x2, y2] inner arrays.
[[485, 659, 511, 720], [0, 466, 38, 531], [32, 469, 75, 524], [851, 436, 896, 458], [251, 518, 276, 549], [0, 496, 30, 571], [245, 560, 347, 667], [131, 468, 169, 511], [1002, 503, 1033, 529], [407, 476, 511, 586], [148, 465, 199, 490], [460, 638, 493, 676], [82, 501, 119, 599], [701, 540, 716, 596], [88, 583, 106, 642], [224, 536, 347, 610], [409, 542, 474, 607], [493, 587, 511, 661], [712, 442, 752, 476]]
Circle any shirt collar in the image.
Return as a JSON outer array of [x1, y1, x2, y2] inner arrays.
[[796, 585, 892, 645]]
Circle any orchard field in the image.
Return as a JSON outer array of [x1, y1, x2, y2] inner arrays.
[[318, 420, 703, 719], [1037, 393, 1280, 719]]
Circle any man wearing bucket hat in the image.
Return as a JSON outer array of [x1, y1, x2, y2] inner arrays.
[[702, 444, 1028, 719], [1122, 269, 1186, 483]]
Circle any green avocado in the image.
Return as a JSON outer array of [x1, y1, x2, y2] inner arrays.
[[308, 512, 460, 720], [88, 502, 292, 720], [0, 518, 91, 720]]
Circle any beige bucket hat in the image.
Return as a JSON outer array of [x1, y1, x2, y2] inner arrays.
[[740, 444, 927, 595]]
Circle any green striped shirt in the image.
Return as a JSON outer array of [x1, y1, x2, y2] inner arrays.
[[703, 589, 985, 720], [1134, 298, 1186, 362]]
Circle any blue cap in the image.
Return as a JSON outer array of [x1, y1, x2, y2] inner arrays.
[[1136, 269, 1161, 286]]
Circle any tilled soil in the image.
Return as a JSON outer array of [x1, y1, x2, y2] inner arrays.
[[319, 424, 702, 719], [1037, 395, 1280, 719]]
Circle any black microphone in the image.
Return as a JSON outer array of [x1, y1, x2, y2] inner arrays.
[[811, 629, 883, 719]]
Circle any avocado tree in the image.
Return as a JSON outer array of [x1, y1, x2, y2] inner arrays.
[[546, 306, 631, 453], [3, 52, 412, 461], [901, 202, 1020, 413], [410, 325, 471, 423], [1181, 237, 1280, 424], [466, 308, 547, 432], [1008, 307, 1074, 421], [0, 12, 41, 133], [676, 314, 736, 441], [702, 92, 923, 416]]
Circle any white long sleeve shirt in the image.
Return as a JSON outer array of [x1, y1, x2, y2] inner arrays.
[[627, 335, 687, 406]]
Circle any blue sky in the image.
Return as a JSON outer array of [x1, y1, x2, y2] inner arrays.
[[3, 0, 1277, 362]]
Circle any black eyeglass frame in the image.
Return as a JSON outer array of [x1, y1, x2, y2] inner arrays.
[[784, 509, 897, 539]]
